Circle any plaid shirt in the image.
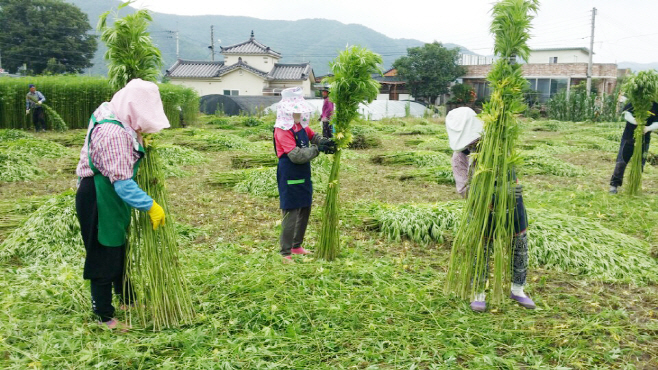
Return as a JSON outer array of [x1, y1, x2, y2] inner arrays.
[[76, 103, 141, 183]]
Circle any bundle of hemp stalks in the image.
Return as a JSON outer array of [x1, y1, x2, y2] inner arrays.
[[622, 70, 658, 195], [126, 143, 195, 330], [444, 0, 539, 305]]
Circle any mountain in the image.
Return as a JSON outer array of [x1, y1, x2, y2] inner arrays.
[[617, 61, 658, 72], [65, 0, 473, 76]]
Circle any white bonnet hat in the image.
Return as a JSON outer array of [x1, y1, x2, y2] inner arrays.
[[445, 107, 484, 151]]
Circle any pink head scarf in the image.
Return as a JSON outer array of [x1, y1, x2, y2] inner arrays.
[[109, 79, 170, 134]]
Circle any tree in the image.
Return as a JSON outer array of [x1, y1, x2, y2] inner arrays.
[[43, 57, 67, 75], [0, 0, 97, 74], [393, 42, 466, 104], [98, 1, 163, 90]]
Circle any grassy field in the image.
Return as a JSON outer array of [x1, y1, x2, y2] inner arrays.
[[0, 115, 657, 369]]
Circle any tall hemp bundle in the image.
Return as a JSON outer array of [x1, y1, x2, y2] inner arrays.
[[445, 0, 539, 304], [622, 70, 658, 195], [316, 46, 382, 261], [98, 1, 194, 329], [98, 1, 163, 91]]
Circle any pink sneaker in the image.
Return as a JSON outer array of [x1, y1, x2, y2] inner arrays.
[[291, 246, 311, 255], [99, 318, 130, 332], [282, 255, 295, 264]]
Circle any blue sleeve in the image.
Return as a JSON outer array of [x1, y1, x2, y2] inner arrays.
[[113, 179, 153, 212], [38, 92, 46, 103]]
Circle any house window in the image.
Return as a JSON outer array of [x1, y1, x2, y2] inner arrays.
[[532, 78, 568, 102], [549, 57, 558, 64], [223, 90, 240, 96], [264, 57, 268, 64]]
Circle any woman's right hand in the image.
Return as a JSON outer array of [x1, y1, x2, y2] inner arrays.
[[147, 200, 165, 230]]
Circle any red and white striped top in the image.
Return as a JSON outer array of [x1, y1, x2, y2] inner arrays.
[[76, 103, 141, 183]]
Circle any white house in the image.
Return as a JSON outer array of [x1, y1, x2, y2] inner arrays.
[[526, 47, 591, 64], [165, 31, 315, 97]]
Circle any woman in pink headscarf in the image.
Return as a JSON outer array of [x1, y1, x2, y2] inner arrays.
[[75, 79, 170, 330]]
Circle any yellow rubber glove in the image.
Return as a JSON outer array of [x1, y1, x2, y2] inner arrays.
[[147, 200, 165, 230]]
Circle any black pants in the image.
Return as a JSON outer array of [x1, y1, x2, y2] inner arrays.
[[32, 106, 46, 131], [610, 133, 651, 187], [76, 177, 135, 322], [280, 207, 311, 256], [322, 121, 333, 139]]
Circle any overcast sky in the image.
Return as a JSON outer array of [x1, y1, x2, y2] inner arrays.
[[130, 0, 658, 64]]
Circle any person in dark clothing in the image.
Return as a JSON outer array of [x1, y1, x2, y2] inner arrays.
[[609, 102, 658, 194], [274, 87, 335, 263], [26, 84, 47, 132]]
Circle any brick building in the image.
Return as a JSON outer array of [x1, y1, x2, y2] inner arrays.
[[460, 48, 622, 103]]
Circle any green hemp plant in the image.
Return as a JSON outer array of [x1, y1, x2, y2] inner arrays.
[[622, 70, 658, 195], [445, 0, 539, 305], [316, 46, 382, 261]]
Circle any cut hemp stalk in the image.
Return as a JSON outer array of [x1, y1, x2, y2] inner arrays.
[[41, 104, 68, 131], [127, 143, 195, 330], [622, 70, 658, 195], [316, 46, 382, 261], [445, 0, 539, 305], [98, 2, 194, 329]]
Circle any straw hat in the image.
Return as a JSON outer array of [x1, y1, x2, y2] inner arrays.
[[445, 107, 484, 151], [275, 87, 315, 130]]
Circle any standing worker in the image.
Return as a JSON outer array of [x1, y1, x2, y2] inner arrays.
[[75, 79, 170, 330], [609, 101, 658, 194], [320, 88, 334, 138], [447, 107, 536, 312], [274, 87, 336, 263], [26, 84, 47, 132]]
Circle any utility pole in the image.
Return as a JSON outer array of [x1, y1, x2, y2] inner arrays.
[[166, 30, 180, 59], [176, 30, 179, 59], [586, 7, 597, 95], [209, 25, 215, 61]]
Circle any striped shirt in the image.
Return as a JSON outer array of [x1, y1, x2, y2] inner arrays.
[[76, 103, 141, 183]]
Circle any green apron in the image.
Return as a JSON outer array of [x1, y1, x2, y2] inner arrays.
[[87, 116, 144, 247]]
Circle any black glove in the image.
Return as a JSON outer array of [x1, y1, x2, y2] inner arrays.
[[318, 138, 336, 154]]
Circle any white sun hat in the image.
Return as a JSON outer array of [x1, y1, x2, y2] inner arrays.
[[445, 107, 484, 151], [274, 87, 315, 130]]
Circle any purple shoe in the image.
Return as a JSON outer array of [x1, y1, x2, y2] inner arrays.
[[510, 293, 536, 309], [470, 301, 486, 312]]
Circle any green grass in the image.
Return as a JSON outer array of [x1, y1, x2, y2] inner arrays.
[[0, 117, 657, 369]]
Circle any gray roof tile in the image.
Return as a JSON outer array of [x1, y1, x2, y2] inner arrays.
[[220, 35, 282, 58], [218, 59, 270, 78], [165, 60, 225, 78], [268, 63, 312, 81]]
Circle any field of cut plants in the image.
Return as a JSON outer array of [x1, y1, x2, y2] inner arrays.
[[1, 114, 657, 369]]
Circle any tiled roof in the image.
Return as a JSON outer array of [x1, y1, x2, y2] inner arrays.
[[165, 59, 225, 78], [218, 58, 269, 78], [268, 63, 312, 81], [220, 32, 282, 58]]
